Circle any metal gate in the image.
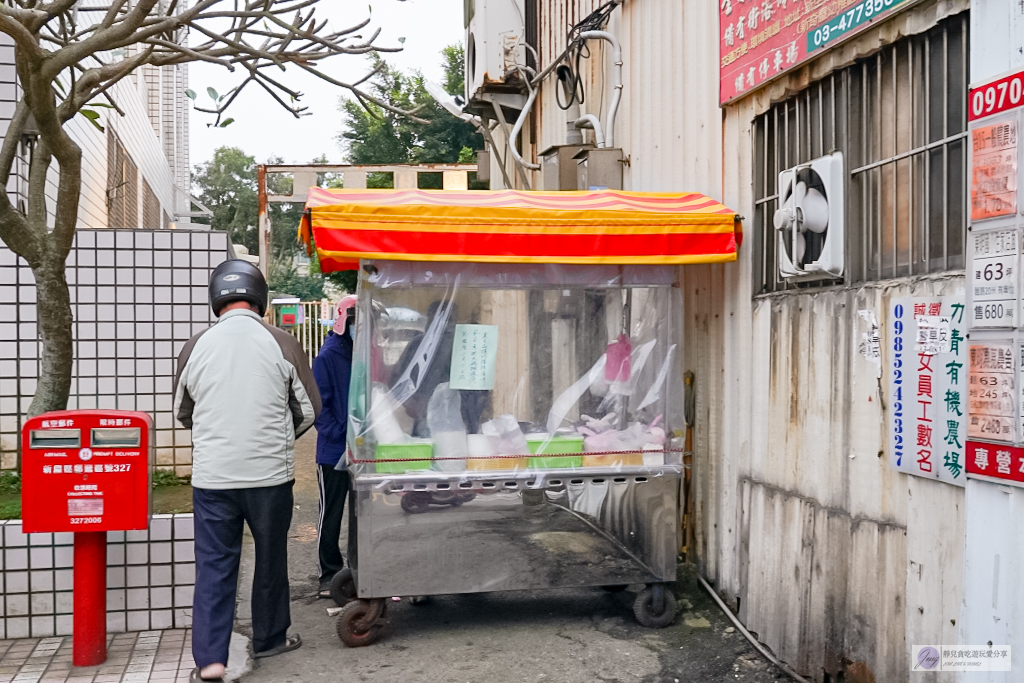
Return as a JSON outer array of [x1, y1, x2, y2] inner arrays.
[[290, 300, 332, 366]]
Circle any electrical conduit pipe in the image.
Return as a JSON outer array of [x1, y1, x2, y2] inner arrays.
[[578, 30, 622, 148], [573, 114, 605, 148], [508, 83, 540, 171]]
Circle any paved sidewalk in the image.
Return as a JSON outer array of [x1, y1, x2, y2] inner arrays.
[[0, 630, 195, 683]]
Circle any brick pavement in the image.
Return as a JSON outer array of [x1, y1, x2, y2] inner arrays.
[[0, 630, 196, 683]]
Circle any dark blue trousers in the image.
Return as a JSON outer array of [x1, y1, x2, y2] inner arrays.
[[192, 481, 294, 668]]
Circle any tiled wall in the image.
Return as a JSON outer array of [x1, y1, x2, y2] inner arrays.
[[0, 229, 230, 475], [0, 515, 195, 639]]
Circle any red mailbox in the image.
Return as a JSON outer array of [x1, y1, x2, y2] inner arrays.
[[22, 409, 153, 532], [21, 409, 154, 667]]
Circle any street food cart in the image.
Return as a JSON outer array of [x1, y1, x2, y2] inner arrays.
[[299, 188, 740, 646]]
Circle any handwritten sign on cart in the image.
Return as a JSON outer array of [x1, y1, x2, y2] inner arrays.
[[450, 324, 498, 391]]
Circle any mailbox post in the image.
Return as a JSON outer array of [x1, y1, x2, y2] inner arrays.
[[21, 410, 154, 667]]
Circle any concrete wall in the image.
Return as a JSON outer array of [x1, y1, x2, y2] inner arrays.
[[522, 0, 971, 680]]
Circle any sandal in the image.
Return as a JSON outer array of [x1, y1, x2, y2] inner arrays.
[[189, 667, 224, 682], [318, 580, 333, 600], [253, 633, 302, 659]]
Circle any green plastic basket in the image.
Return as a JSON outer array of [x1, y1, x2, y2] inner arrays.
[[375, 441, 433, 474], [527, 435, 584, 469]]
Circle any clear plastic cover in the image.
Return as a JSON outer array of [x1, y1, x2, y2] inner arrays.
[[347, 260, 682, 477]]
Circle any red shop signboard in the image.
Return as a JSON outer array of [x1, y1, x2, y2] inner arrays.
[[720, 0, 919, 104], [966, 440, 1024, 487]]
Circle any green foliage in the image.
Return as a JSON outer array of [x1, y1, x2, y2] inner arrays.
[[191, 148, 306, 264], [0, 498, 20, 520], [269, 262, 325, 300], [337, 44, 483, 169], [0, 470, 20, 494], [152, 469, 190, 488], [191, 146, 259, 253]]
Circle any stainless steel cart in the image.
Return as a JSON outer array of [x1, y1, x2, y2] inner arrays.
[[330, 463, 680, 645]]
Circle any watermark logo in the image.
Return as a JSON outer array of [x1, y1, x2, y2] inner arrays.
[[913, 645, 1011, 672], [915, 646, 940, 670]]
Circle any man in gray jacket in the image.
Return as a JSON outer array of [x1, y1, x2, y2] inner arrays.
[[174, 260, 321, 682]]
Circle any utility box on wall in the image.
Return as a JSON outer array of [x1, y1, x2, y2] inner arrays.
[[21, 410, 154, 533], [541, 144, 593, 190], [575, 148, 623, 191]]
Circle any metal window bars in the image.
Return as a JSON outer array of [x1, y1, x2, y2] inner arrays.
[[753, 12, 968, 294]]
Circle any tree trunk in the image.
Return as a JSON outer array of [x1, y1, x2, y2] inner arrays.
[[27, 249, 74, 418]]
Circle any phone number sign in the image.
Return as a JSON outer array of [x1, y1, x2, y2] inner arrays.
[[888, 297, 967, 487], [720, 0, 917, 104]]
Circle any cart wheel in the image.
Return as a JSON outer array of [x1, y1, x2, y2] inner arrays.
[[600, 584, 629, 592], [401, 492, 431, 514], [336, 599, 386, 647], [633, 585, 676, 628], [330, 568, 356, 606]]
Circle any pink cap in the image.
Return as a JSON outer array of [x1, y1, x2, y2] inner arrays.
[[334, 295, 358, 335]]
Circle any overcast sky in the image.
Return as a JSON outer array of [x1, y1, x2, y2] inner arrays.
[[188, 0, 465, 169]]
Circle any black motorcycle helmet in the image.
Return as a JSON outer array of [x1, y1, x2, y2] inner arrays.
[[209, 259, 268, 316]]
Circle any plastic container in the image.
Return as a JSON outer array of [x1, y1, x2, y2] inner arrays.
[[527, 434, 584, 469], [582, 452, 643, 467], [375, 440, 433, 474]]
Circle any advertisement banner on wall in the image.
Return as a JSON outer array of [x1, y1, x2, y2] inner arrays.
[[970, 120, 1018, 221], [888, 296, 967, 486], [967, 342, 1016, 442], [966, 441, 1024, 488], [968, 227, 1018, 328], [719, 0, 919, 104]]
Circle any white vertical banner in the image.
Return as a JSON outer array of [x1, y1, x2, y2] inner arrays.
[[889, 296, 967, 486]]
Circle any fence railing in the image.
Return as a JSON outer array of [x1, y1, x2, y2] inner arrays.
[[290, 300, 332, 366]]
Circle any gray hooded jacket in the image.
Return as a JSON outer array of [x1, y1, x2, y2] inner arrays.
[[173, 308, 321, 489]]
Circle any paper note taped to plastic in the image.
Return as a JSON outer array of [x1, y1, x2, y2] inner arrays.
[[916, 315, 952, 356], [450, 324, 498, 391]]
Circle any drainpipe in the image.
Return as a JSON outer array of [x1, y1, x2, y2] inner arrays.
[[579, 30, 622, 148]]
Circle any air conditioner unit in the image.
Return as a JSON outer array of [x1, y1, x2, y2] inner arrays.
[[464, 0, 526, 104], [774, 152, 844, 280]]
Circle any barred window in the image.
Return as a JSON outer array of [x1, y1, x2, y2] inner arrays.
[[753, 12, 968, 293]]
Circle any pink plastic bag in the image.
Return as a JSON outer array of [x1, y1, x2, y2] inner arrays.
[[604, 334, 632, 383]]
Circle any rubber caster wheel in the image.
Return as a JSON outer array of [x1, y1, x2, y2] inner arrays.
[[336, 599, 387, 647], [330, 568, 356, 606], [600, 584, 629, 592], [633, 585, 676, 628], [400, 492, 431, 514]]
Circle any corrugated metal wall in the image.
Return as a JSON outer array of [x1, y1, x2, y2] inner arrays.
[[526, 1, 969, 681]]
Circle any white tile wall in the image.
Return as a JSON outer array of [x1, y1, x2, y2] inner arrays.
[[0, 228, 230, 474], [0, 514, 195, 638]]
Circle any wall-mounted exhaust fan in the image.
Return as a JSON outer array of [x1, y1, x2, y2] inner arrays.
[[774, 152, 844, 280]]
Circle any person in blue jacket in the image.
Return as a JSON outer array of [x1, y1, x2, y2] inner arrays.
[[312, 295, 356, 598]]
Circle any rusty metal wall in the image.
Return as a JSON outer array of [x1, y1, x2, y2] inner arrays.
[[528, 1, 969, 681]]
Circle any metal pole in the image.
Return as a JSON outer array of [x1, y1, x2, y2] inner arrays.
[[73, 531, 107, 667], [257, 164, 269, 280]]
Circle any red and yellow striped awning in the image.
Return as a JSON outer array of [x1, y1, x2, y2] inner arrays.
[[299, 188, 740, 272]]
